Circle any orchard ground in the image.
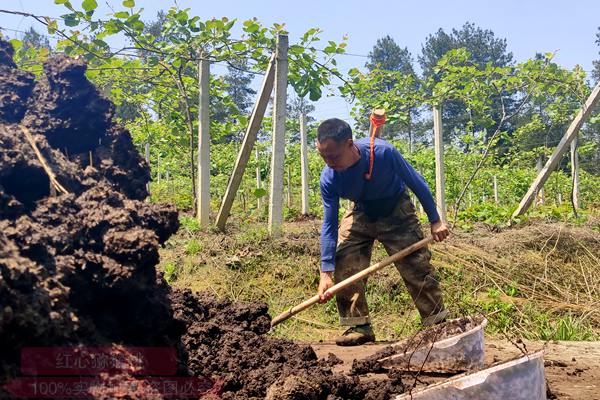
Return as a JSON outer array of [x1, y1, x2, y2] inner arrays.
[[159, 208, 600, 343], [158, 207, 600, 398]]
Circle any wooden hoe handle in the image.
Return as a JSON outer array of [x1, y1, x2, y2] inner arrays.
[[270, 236, 434, 328]]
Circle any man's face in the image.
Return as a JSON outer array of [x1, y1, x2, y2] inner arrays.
[[316, 138, 355, 172]]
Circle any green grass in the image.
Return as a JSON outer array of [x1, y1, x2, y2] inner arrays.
[[185, 238, 203, 255], [536, 313, 596, 341]]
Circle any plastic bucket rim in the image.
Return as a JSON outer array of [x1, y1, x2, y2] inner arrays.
[[393, 350, 546, 399], [385, 316, 488, 360]]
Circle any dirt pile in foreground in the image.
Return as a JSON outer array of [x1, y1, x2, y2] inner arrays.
[[172, 289, 410, 399], [0, 38, 411, 399], [0, 36, 181, 384]]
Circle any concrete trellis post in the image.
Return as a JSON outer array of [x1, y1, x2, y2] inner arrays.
[[493, 175, 499, 205], [145, 142, 150, 193], [299, 112, 310, 215], [215, 54, 276, 230], [255, 147, 263, 212], [513, 82, 600, 218], [571, 136, 580, 210], [268, 34, 289, 236], [433, 105, 447, 223], [535, 156, 545, 206], [196, 56, 211, 226], [157, 157, 161, 184]]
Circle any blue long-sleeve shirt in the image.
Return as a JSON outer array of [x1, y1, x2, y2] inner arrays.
[[320, 137, 440, 272]]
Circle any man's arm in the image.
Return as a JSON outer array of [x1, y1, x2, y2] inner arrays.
[[318, 175, 338, 302], [320, 176, 339, 272], [388, 147, 449, 242]]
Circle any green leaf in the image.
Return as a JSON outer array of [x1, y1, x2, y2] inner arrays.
[[63, 13, 79, 27], [253, 188, 267, 198], [92, 38, 108, 50], [81, 0, 97, 12], [232, 42, 246, 52], [46, 19, 58, 34], [114, 11, 129, 18], [131, 20, 144, 31], [308, 85, 322, 101], [54, 0, 68, 4], [243, 20, 259, 33], [175, 10, 188, 24], [288, 44, 303, 55], [9, 39, 22, 51], [122, 0, 135, 7], [188, 16, 200, 31], [148, 56, 159, 67], [103, 20, 121, 34]]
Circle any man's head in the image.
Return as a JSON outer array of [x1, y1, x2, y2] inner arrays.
[[316, 118, 357, 171]]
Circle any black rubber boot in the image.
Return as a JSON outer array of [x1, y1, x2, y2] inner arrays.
[[335, 324, 376, 346]]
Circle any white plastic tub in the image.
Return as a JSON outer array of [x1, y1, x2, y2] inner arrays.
[[395, 350, 546, 400], [380, 316, 487, 373]]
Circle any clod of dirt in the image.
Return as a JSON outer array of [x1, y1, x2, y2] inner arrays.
[[172, 289, 325, 398], [265, 373, 327, 400], [360, 373, 406, 400], [321, 352, 344, 367], [351, 346, 397, 375], [545, 360, 568, 368], [23, 55, 111, 155]]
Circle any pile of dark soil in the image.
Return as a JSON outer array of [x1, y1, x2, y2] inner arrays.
[[0, 38, 410, 399], [0, 35, 182, 391], [172, 289, 408, 399]]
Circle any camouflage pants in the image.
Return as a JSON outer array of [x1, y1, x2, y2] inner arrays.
[[334, 191, 447, 327]]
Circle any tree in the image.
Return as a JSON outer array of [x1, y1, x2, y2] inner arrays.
[[419, 22, 514, 140], [362, 35, 420, 145], [366, 35, 414, 75], [22, 27, 51, 51], [593, 27, 600, 83], [582, 28, 600, 174], [223, 58, 257, 115], [419, 22, 513, 77], [143, 10, 168, 43], [11, 27, 52, 67]]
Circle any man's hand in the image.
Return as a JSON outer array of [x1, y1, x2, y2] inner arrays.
[[431, 220, 449, 242], [317, 271, 334, 303]]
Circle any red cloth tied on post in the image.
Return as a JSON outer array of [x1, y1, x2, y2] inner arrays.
[[364, 111, 387, 181]]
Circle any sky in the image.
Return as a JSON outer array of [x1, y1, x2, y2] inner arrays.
[[1, 0, 599, 124]]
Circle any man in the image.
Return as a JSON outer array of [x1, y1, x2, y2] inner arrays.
[[316, 118, 449, 346]]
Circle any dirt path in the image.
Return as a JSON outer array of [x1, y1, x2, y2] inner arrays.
[[311, 339, 600, 400]]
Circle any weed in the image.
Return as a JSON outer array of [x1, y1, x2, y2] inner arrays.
[[163, 261, 178, 283], [185, 239, 203, 255], [536, 313, 596, 341], [179, 215, 202, 234]]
